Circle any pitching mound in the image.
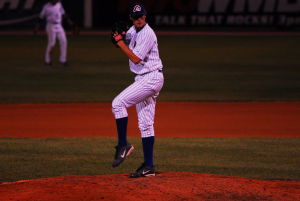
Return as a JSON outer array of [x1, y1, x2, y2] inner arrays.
[[1, 172, 299, 201]]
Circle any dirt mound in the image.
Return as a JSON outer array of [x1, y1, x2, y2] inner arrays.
[[0, 172, 299, 201]]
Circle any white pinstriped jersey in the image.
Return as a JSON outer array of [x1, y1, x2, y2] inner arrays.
[[39, 2, 65, 24], [126, 24, 163, 75], [112, 23, 164, 138]]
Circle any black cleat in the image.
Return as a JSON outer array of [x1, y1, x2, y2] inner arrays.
[[112, 144, 134, 167], [129, 163, 155, 178], [60, 61, 69, 67], [44, 62, 52, 66]]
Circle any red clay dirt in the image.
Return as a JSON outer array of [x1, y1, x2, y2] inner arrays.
[[0, 102, 300, 201], [0, 172, 299, 201], [0, 102, 300, 138]]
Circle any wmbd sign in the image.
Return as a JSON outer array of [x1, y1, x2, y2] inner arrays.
[[153, 0, 300, 27]]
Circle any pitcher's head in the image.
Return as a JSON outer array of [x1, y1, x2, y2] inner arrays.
[[129, 3, 147, 29]]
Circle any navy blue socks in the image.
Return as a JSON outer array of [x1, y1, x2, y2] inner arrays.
[[142, 136, 155, 167], [116, 117, 155, 167], [116, 117, 128, 147]]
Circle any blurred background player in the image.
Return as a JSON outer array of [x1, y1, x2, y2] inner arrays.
[[35, 0, 74, 66], [111, 2, 164, 178]]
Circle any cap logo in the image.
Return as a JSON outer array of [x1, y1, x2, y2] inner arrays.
[[133, 5, 141, 12]]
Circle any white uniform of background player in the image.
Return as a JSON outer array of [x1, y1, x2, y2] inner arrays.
[[111, 3, 164, 178], [39, 0, 67, 65]]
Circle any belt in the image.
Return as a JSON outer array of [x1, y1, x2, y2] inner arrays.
[[136, 69, 163, 76]]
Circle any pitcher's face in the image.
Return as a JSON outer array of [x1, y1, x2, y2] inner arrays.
[[130, 15, 146, 29]]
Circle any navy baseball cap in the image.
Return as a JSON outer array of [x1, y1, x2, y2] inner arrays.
[[129, 3, 147, 19]]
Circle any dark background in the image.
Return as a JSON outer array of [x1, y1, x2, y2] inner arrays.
[[0, 0, 300, 30]]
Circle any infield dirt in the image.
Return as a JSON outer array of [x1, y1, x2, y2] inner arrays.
[[1, 172, 299, 201], [1, 102, 300, 138], [0, 102, 299, 201]]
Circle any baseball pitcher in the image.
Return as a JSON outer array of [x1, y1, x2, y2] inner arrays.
[[111, 3, 164, 178]]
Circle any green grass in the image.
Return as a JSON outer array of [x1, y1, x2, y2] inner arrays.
[[0, 34, 300, 103], [0, 137, 299, 182], [1, 35, 299, 184]]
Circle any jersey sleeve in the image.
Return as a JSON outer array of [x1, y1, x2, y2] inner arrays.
[[125, 27, 134, 45], [132, 31, 155, 60]]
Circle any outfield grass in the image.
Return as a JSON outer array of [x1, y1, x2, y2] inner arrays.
[[0, 34, 300, 103], [0, 137, 299, 182]]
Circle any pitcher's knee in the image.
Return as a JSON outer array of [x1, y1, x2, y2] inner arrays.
[[112, 97, 128, 119], [139, 124, 154, 138]]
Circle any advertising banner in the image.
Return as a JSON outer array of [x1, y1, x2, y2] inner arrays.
[[112, 0, 300, 28]]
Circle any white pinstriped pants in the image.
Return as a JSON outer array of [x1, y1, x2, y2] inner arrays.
[[112, 70, 164, 138], [45, 24, 67, 63]]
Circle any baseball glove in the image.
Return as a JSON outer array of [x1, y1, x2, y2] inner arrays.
[[111, 21, 129, 46]]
